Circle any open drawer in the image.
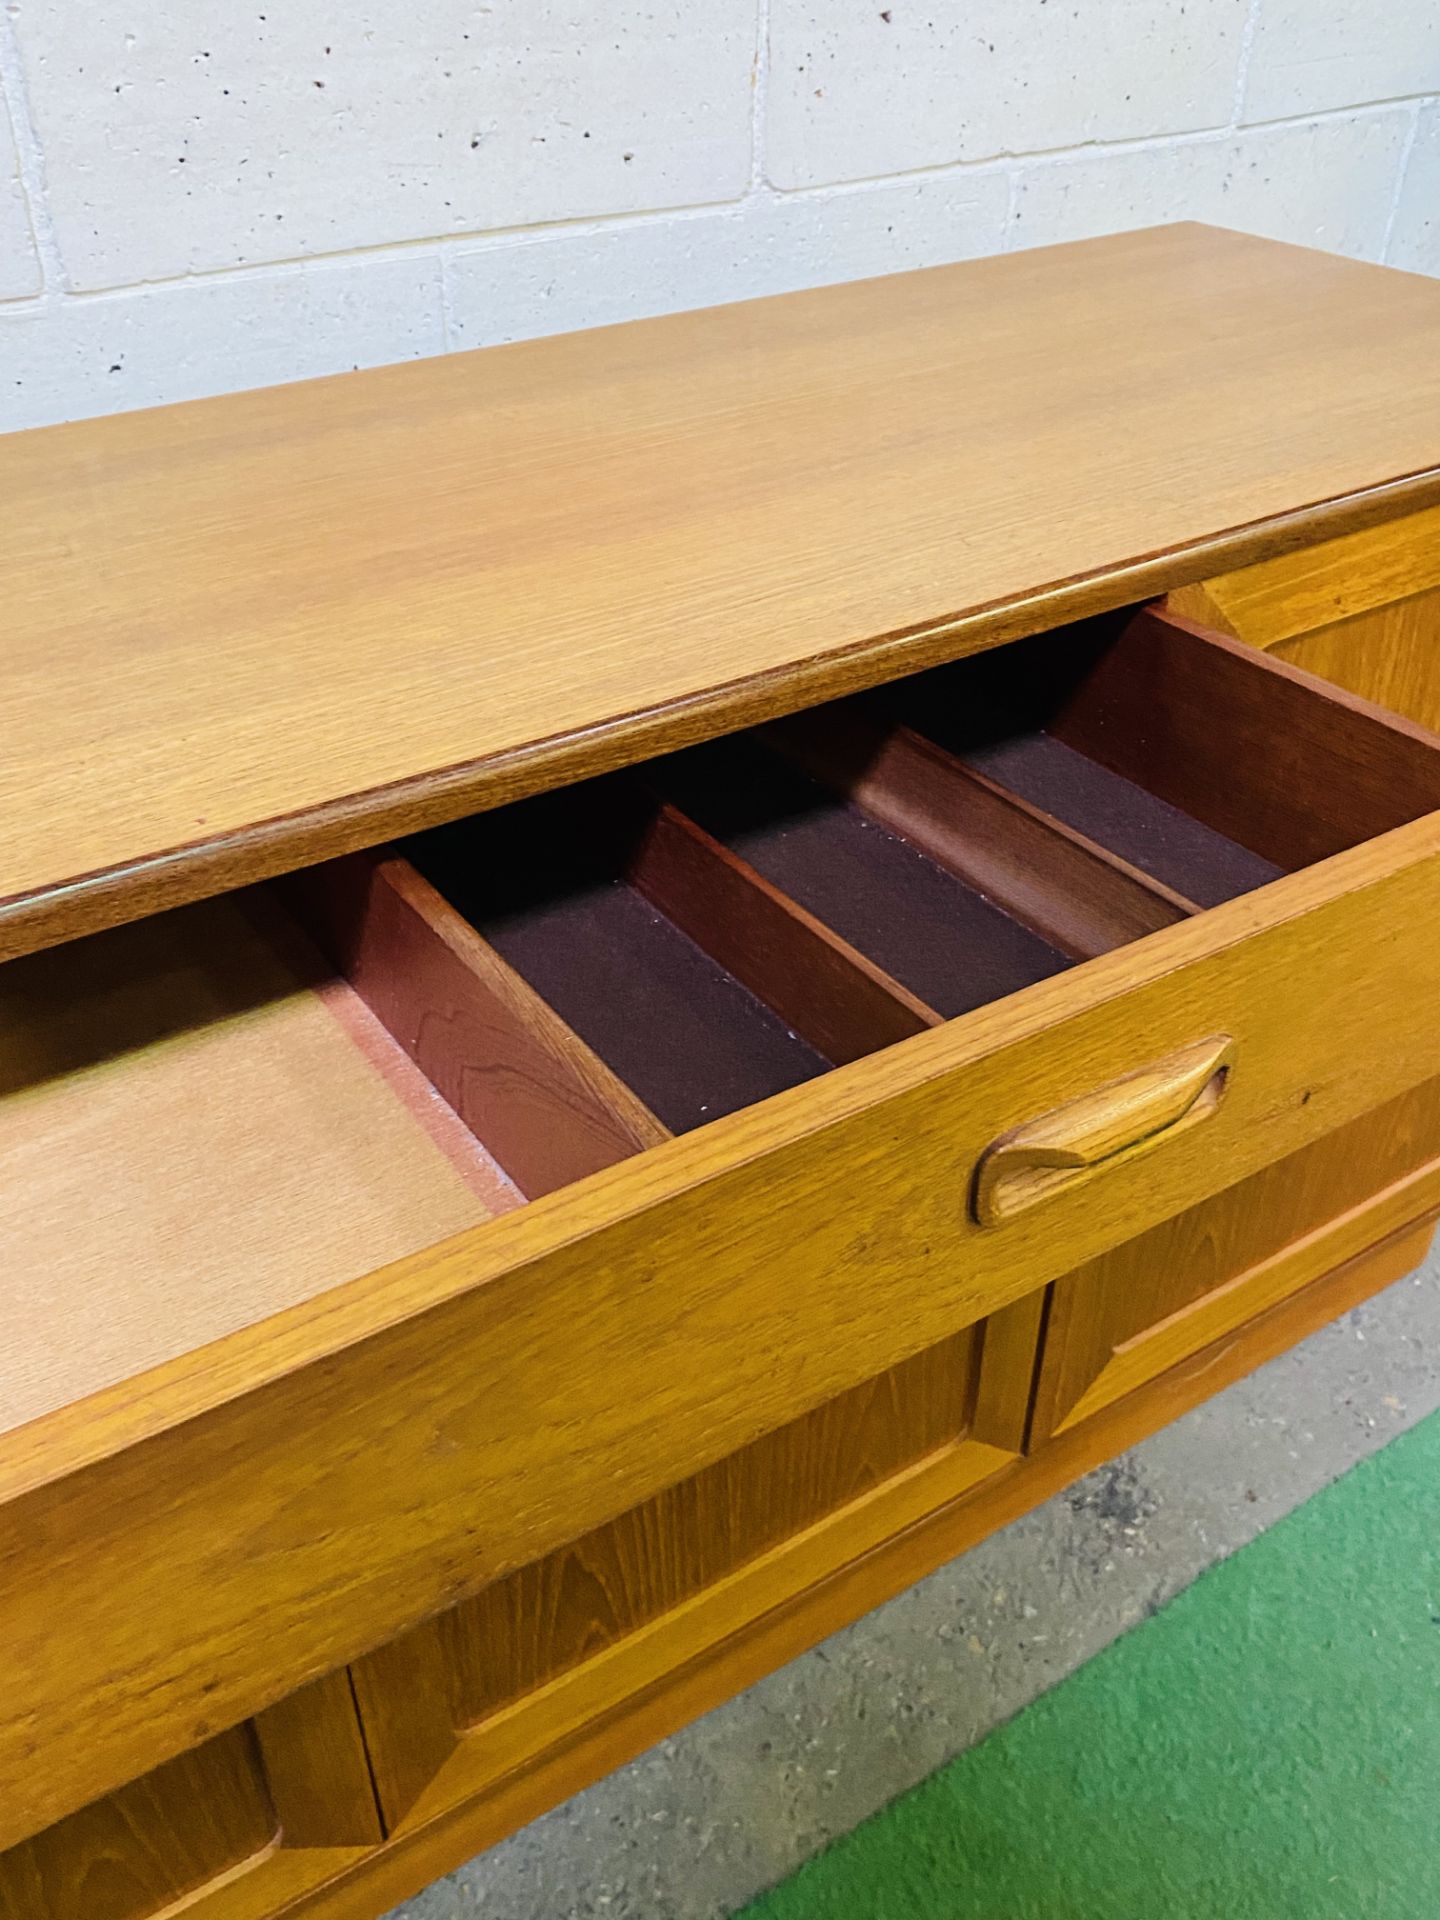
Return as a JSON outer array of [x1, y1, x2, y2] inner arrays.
[[6, 606, 1440, 1849]]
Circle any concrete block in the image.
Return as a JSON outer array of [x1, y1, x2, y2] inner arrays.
[[0, 250, 442, 431], [1011, 141, 1229, 254], [12, 2, 755, 291], [1242, 0, 1440, 124], [1012, 110, 1413, 263], [766, 0, 1247, 190], [1218, 112, 1413, 261], [1390, 105, 1440, 277], [446, 170, 1010, 348], [0, 101, 40, 300]]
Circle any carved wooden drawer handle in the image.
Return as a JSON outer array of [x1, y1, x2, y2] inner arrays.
[[972, 1035, 1236, 1227]]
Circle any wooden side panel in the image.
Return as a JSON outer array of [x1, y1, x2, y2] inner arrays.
[[1168, 501, 1440, 648], [352, 1318, 1019, 1828], [283, 850, 667, 1200], [1273, 590, 1440, 738], [1055, 609, 1440, 871], [1166, 505, 1440, 736], [1031, 1077, 1440, 1438], [762, 704, 1195, 957], [626, 799, 939, 1061], [0, 1673, 381, 1920], [0, 892, 507, 1443]]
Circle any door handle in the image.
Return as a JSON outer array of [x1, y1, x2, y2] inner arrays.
[[972, 1035, 1235, 1227]]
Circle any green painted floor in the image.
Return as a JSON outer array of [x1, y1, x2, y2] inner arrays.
[[742, 1408, 1440, 1920]]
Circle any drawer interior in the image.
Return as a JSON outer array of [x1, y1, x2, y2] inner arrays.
[[877, 637, 1285, 908], [6, 604, 1439, 1433], [651, 739, 1072, 1014], [406, 784, 836, 1136], [0, 892, 521, 1437]]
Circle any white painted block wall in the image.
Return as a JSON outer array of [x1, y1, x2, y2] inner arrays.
[[1, 3, 1436, 432]]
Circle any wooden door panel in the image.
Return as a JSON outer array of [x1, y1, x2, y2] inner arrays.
[[0, 1672, 380, 1920], [437, 1333, 976, 1730], [351, 1300, 1041, 1831], [0, 1729, 272, 1920], [1032, 1078, 1440, 1439]]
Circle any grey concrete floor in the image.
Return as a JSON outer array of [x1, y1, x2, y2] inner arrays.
[[389, 1244, 1440, 1920]]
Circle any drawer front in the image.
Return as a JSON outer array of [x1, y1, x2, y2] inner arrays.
[[7, 616, 1440, 1842], [0, 1673, 379, 1920]]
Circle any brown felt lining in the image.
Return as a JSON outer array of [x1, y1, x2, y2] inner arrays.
[[952, 731, 1285, 908], [406, 790, 830, 1136], [406, 613, 1298, 1133], [882, 624, 1287, 908], [653, 741, 1073, 1018]]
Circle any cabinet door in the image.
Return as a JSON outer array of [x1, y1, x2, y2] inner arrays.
[[347, 1301, 1042, 1843], [1030, 1079, 1440, 1441], [1169, 502, 1440, 733], [0, 1671, 380, 1920]]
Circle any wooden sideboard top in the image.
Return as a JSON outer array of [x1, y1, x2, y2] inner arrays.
[[5, 221, 1440, 959]]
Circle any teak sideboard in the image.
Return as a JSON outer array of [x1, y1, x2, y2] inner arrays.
[[4, 222, 1440, 1920]]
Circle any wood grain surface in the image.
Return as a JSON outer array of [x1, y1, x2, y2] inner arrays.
[[285, 850, 667, 1199], [0, 1727, 274, 1920], [1271, 595, 1440, 736], [656, 736, 1074, 1018], [1058, 609, 1440, 868], [763, 702, 1196, 956], [227, 1208, 1435, 1920], [1168, 501, 1440, 648], [0, 891, 506, 1436], [1031, 1076, 1440, 1436], [7, 225, 1440, 958], [351, 1327, 988, 1827], [0, 1669, 384, 1920], [626, 798, 939, 1062], [1170, 507, 1440, 736], [8, 794, 1440, 1844]]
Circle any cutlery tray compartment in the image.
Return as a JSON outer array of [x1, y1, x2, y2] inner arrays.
[[9, 603, 1439, 1441]]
